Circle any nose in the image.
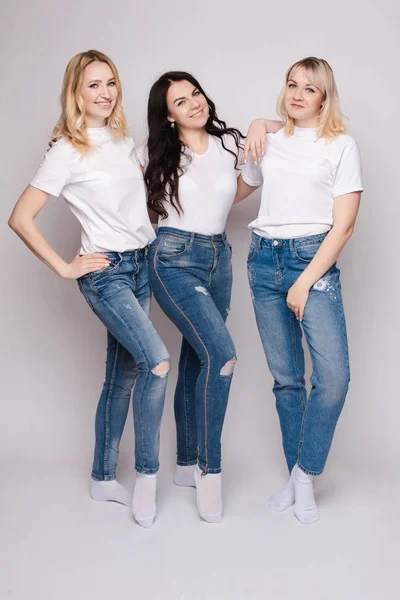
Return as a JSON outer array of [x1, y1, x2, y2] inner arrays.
[[99, 84, 112, 100], [191, 97, 200, 110], [293, 88, 304, 102]]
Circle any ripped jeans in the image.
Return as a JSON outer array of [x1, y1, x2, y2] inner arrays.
[[247, 232, 350, 475], [149, 227, 236, 474], [78, 248, 170, 480]]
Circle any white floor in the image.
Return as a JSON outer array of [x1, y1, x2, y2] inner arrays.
[[1, 459, 398, 600]]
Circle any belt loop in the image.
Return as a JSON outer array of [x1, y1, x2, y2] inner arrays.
[[289, 239, 294, 253]]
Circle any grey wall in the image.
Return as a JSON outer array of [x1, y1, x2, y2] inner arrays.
[[1, 0, 398, 477]]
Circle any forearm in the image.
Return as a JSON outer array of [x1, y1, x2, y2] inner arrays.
[[234, 175, 260, 204], [8, 217, 68, 277], [297, 225, 354, 289]]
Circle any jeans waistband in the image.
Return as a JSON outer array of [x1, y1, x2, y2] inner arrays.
[[157, 227, 228, 247], [252, 231, 328, 250], [104, 247, 148, 260]]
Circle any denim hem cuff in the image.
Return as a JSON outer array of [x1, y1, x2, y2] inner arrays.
[[297, 463, 323, 476], [91, 473, 116, 482], [135, 465, 159, 476], [198, 465, 221, 474], [177, 459, 198, 467]]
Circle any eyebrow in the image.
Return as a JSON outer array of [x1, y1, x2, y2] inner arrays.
[[288, 78, 317, 87], [173, 88, 199, 104], [88, 77, 116, 84]]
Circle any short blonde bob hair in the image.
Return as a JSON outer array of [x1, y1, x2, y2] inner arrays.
[[52, 50, 127, 156], [276, 57, 347, 140]]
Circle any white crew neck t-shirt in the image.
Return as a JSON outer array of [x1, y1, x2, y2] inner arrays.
[[241, 126, 363, 239], [31, 127, 155, 254], [137, 134, 244, 235]]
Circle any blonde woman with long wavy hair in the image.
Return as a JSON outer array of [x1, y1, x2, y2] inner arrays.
[[8, 50, 170, 529], [236, 57, 363, 523]]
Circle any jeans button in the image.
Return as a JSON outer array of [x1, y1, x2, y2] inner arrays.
[[273, 240, 279, 247]]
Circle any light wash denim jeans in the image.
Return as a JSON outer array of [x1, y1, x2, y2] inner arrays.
[[78, 248, 170, 480], [149, 227, 236, 474], [247, 232, 350, 475]]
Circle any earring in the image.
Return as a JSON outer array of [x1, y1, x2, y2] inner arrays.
[[170, 122, 175, 129]]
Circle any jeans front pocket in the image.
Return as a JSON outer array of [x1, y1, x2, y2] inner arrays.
[[247, 237, 260, 263], [88, 253, 123, 279], [294, 242, 322, 263], [157, 237, 190, 260]]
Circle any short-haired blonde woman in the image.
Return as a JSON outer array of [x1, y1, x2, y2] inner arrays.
[[8, 50, 170, 528], [237, 57, 363, 523]]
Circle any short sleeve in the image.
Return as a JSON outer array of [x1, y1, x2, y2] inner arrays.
[[241, 157, 263, 187], [135, 143, 149, 169], [30, 140, 72, 197], [332, 141, 363, 198]]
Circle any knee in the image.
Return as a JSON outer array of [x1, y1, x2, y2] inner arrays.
[[151, 359, 171, 378], [314, 369, 350, 404], [219, 357, 237, 377]]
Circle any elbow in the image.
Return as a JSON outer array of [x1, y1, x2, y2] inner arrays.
[[344, 224, 355, 239], [332, 223, 355, 241], [8, 215, 18, 232], [8, 213, 27, 236]]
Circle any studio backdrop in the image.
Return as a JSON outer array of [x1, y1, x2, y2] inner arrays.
[[1, 0, 398, 479]]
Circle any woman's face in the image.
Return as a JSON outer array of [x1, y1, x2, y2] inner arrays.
[[283, 67, 324, 127], [80, 61, 118, 128], [166, 80, 209, 131]]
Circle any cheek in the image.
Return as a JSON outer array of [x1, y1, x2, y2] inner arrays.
[[310, 95, 322, 111]]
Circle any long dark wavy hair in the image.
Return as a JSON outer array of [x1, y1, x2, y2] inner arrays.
[[144, 71, 244, 219]]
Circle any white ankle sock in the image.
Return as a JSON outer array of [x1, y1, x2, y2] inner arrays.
[[268, 475, 295, 512], [173, 464, 196, 487], [293, 465, 320, 524], [132, 472, 157, 529], [90, 479, 131, 507], [194, 467, 222, 523]]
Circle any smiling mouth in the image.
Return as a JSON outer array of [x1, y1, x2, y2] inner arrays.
[[95, 101, 113, 107], [190, 109, 204, 118], [291, 103, 304, 109]]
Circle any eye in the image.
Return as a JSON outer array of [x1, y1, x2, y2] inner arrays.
[[108, 81, 116, 86], [288, 83, 296, 88], [177, 100, 185, 106], [306, 87, 316, 93], [89, 83, 98, 89], [193, 90, 200, 96]]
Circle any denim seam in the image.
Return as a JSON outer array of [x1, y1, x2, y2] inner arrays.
[[102, 341, 120, 480], [290, 314, 307, 412], [208, 243, 218, 287], [153, 243, 211, 474], [297, 463, 322, 476], [177, 459, 198, 467], [182, 341, 191, 463]]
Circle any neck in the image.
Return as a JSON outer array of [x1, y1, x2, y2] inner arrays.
[[294, 117, 318, 129], [179, 127, 209, 153], [85, 116, 107, 128]]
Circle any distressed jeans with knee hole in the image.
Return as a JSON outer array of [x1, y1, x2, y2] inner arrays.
[[149, 227, 236, 474], [247, 232, 350, 475], [77, 249, 170, 480]]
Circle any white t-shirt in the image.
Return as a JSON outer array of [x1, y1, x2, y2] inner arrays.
[[242, 126, 363, 239], [31, 127, 155, 254], [137, 134, 244, 235]]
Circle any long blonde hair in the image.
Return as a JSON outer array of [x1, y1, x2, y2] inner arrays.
[[276, 57, 347, 140], [52, 50, 127, 156]]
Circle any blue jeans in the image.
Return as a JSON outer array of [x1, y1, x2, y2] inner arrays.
[[149, 227, 236, 474], [78, 249, 170, 480], [247, 232, 350, 475]]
